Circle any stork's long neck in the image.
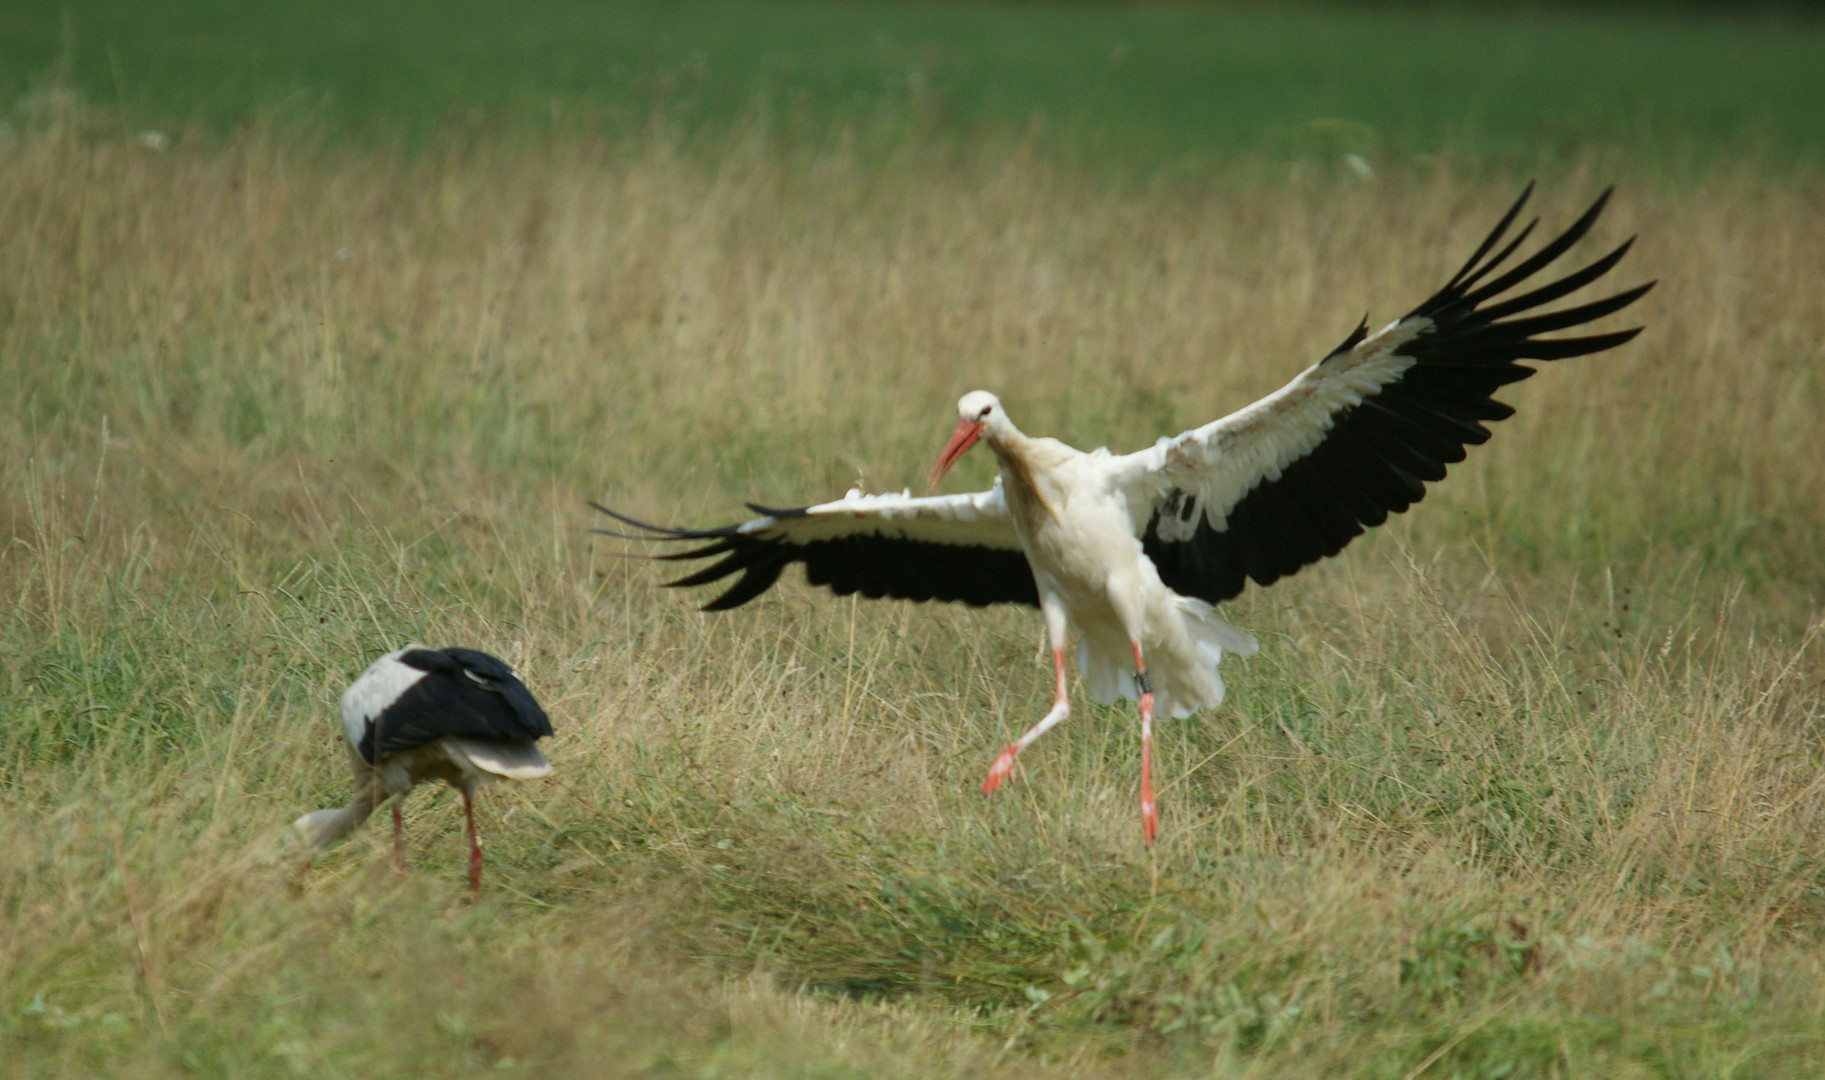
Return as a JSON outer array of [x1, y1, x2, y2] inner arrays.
[[983, 418, 1062, 520], [294, 780, 383, 851]]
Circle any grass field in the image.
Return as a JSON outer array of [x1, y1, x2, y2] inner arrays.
[[5, 4, 1825, 1078]]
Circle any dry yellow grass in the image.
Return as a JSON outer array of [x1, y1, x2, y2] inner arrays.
[[3, 106, 1824, 1076]]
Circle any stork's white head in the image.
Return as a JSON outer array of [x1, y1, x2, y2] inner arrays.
[[930, 390, 1004, 485]]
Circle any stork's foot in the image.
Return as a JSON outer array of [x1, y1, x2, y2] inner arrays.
[[981, 747, 1020, 794], [982, 663, 1070, 797]]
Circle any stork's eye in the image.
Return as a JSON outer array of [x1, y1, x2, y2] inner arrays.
[[977, 406, 992, 419]]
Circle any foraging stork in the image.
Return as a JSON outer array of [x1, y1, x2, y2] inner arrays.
[[598, 185, 1651, 845], [295, 645, 554, 893]]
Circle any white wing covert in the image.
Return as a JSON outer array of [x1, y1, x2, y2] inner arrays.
[[1111, 184, 1652, 604]]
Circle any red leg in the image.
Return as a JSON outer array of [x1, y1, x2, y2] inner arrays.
[[1132, 642, 1157, 846], [392, 800, 407, 872], [463, 788, 482, 896], [983, 649, 1070, 794]]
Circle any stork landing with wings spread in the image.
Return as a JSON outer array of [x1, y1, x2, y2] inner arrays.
[[598, 185, 1651, 845]]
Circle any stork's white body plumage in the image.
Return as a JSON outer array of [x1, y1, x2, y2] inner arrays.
[[988, 428, 1258, 718], [600, 185, 1652, 844]]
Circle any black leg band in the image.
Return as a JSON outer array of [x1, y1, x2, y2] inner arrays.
[[1134, 670, 1153, 695]]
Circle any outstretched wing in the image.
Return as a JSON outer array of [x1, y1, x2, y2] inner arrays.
[[1111, 184, 1653, 605], [596, 482, 1038, 610]]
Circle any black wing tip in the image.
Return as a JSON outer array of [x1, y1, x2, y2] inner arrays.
[[590, 500, 754, 543], [1439, 181, 1537, 294], [1582, 324, 1650, 349], [1419, 184, 1648, 343], [1560, 186, 1615, 242], [1442, 183, 1622, 307], [588, 501, 682, 536], [1610, 278, 1658, 310], [1322, 316, 1371, 362], [589, 525, 642, 540], [1492, 180, 1540, 234], [697, 561, 791, 610], [663, 553, 748, 590], [592, 502, 709, 537]]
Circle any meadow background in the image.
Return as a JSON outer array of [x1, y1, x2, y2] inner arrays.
[[4, 1, 1825, 1076]]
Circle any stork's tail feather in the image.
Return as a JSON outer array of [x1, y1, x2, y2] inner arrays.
[[1182, 596, 1259, 659], [1155, 596, 1256, 718], [1076, 597, 1255, 720], [452, 737, 553, 780]]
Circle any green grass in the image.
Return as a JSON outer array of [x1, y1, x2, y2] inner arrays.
[[4, 0, 1825, 171]]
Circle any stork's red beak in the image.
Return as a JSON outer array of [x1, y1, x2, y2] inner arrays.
[[930, 419, 984, 485]]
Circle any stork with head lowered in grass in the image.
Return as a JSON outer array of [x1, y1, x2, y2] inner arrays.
[[295, 645, 554, 893], [598, 185, 1652, 845]]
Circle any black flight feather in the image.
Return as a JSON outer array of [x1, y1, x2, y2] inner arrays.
[[592, 502, 1038, 610], [1145, 186, 1652, 605]]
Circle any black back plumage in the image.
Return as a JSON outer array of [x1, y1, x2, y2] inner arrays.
[[1142, 184, 1653, 605], [357, 647, 553, 764]]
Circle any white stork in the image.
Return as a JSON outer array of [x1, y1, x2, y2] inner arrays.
[[598, 185, 1651, 845], [295, 645, 554, 893]]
